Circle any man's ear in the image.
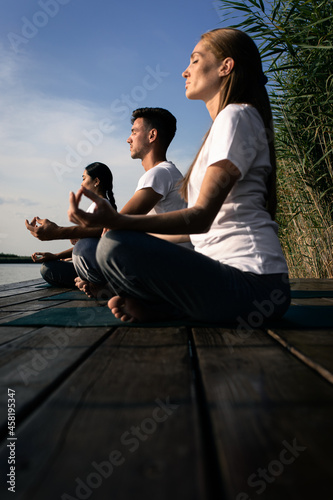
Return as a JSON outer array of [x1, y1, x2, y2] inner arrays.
[[219, 57, 234, 77], [149, 128, 158, 143]]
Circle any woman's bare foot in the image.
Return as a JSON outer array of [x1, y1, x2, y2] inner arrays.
[[108, 295, 162, 322], [108, 295, 173, 323], [74, 277, 113, 300], [108, 296, 140, 322]]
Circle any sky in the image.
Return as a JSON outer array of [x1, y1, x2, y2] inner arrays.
[[0, 0, 240, 256]]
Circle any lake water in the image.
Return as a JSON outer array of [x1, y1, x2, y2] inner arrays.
[[0, 263, 42, 285]]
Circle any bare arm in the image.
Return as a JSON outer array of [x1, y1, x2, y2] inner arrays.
[[25, 217, 102, 241], [120, 187, 163, 214], [27, 185, 162, 242], [148, 234, 191, 244], [121, 188, 190, 244], [31, 247, 74, 263], [68, 160, 240, 236]]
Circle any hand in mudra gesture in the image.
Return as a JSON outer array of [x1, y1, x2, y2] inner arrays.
[[68, 187, 119, 229]]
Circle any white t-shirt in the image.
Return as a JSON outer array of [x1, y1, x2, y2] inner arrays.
[[188, 104, 288, 275], [86, 202, 97, 214], [86, 198, 111, 213], [135, 161, 187, 214]]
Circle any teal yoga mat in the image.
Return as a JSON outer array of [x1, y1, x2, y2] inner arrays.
[[40, 291, 95, 301], [290, 290, 333, 298], [40, 289, 333, 301], [5, 305, 333, 329]]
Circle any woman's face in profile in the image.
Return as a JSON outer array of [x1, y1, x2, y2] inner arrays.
[[81, 170, 98, 193], [182, 40, 223, 104]]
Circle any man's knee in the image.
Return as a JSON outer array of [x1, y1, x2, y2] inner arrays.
[[72, 238, 99, 257], [72, 238, 105, 284], [72, 238, 99, 273]]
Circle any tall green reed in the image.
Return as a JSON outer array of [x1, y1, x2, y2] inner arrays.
[[216, 0, 333, 277]]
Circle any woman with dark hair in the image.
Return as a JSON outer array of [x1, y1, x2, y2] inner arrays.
[[68, 28, 290, 324], [31, 162, 116, 287], [85, 162, 117, 211]]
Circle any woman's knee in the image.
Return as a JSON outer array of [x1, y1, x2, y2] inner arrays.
[[40, 261, 77, 287], [40, 262, 52, 281]]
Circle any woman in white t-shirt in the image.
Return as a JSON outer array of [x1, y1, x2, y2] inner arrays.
[[68, 28, 290, 324], [31, 162, 116, 287]]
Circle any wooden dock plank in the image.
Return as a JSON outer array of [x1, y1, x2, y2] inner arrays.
[[0, 325, 114, 438], [191, 327, 333, 500], [266, 328, 333, 385], [0, 282, 74, 319], [0, 327, 207, 500], [1, 300, 71, 313], [0, 289, 71, 308], [291, 297, 333, 305], [0, 277, 332, 499], [0, 311, 33, 322], [290, 278, 333, 291], [0, 282, 67, 299], [0, 278, 45, 293], [0, 326, 39, 346]]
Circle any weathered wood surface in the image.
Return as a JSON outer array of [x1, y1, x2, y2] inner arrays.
[[193, 327, 333, 499], [0, 277, 332, 500], [1, 327, 205, 500]]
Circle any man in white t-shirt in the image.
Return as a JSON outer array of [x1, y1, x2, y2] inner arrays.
[[72, 107, 191, 295], [119, 107, 186, 215]]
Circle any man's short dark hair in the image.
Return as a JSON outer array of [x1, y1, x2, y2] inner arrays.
[[131, 107, 177, 150]]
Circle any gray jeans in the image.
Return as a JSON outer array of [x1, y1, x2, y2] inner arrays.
[[74, 231, 291, 324], [72, 238, 104, 285]]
